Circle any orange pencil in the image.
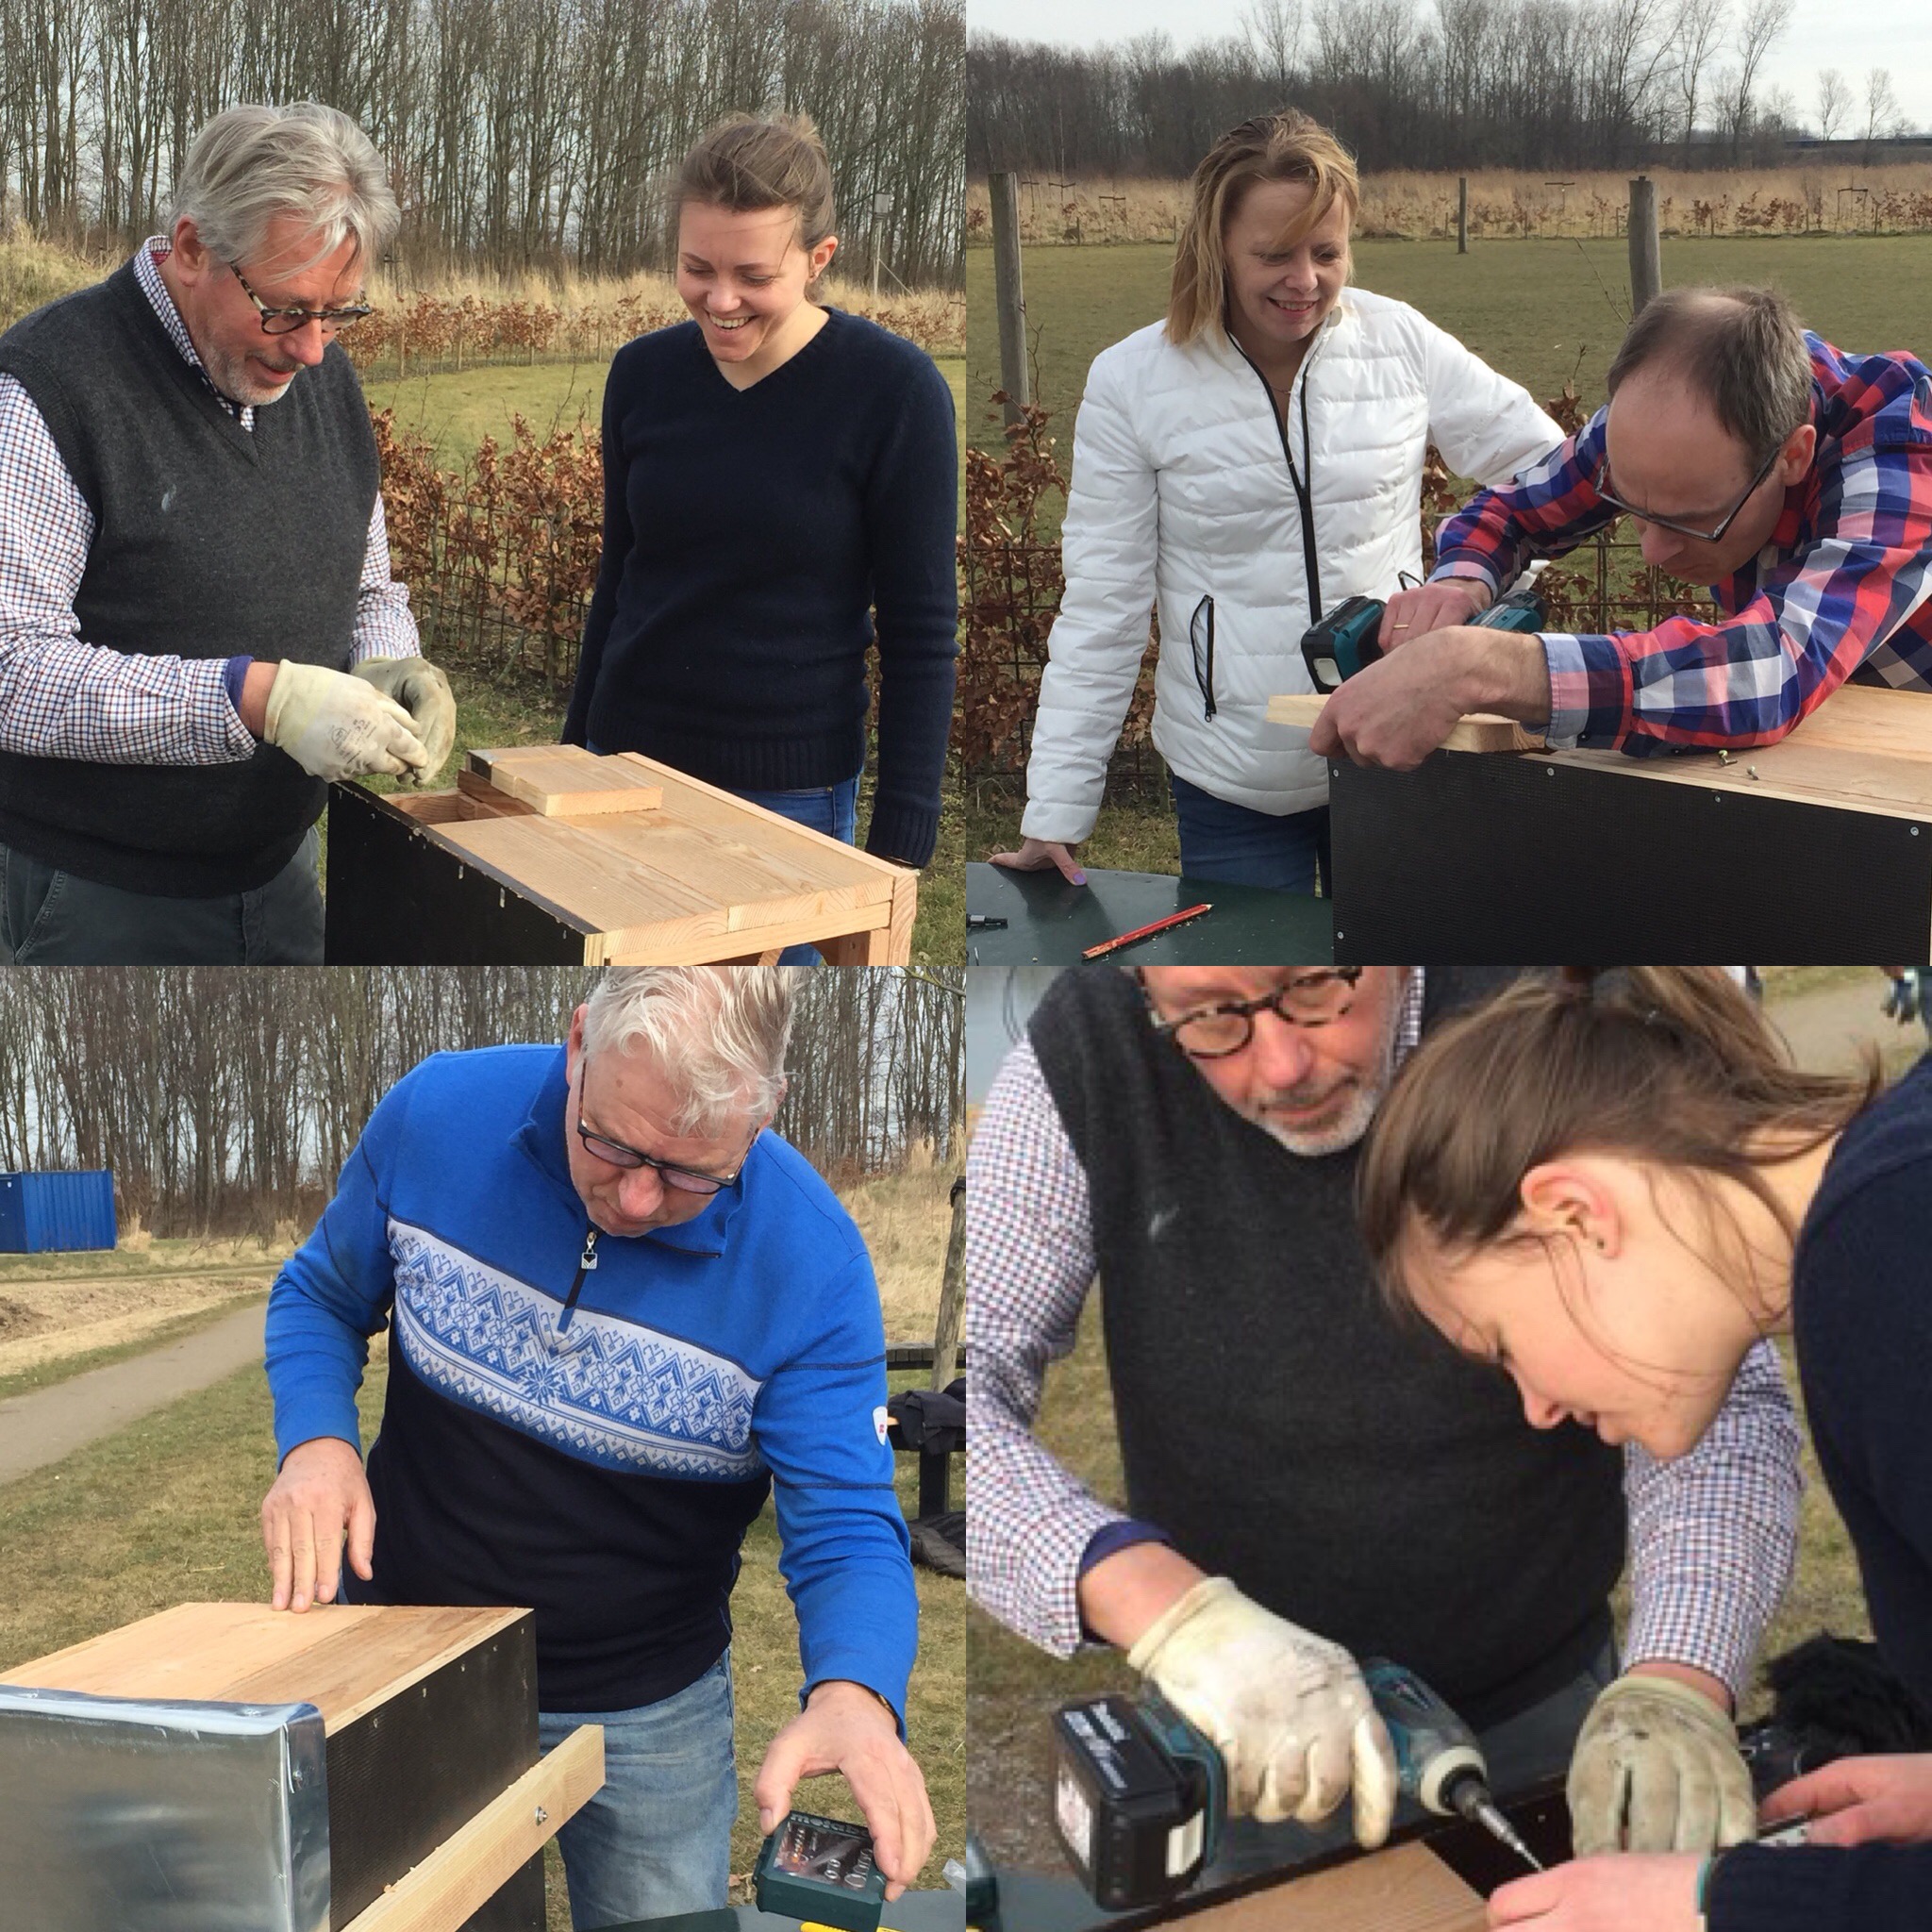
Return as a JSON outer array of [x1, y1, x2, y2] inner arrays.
[[1082, 903, 1213, 959]]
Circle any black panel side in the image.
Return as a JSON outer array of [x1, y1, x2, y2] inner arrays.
[[325, 1614, 542, 1929], [1330, 754, 1932, 963], [324, 783, 591, 964]]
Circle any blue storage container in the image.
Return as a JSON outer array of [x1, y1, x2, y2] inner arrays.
[[0, 1172, 117, 1253]]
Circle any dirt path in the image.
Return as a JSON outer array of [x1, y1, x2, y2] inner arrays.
[[1767, 971, 1928, 1072], [0, 1300, 267, 1487]]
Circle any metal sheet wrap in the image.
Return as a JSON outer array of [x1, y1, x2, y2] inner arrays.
[[0, 1683, 329, 1932]]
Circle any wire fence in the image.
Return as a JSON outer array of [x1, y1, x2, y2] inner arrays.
[[955, 389, 1716, 791]]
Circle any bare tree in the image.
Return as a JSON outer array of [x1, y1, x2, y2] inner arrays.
[[1815, 68, 1851, 142], [1668, 0, 1727, 147], [1241, 0, 1304, 97], [1712, 0, 1791, 159], [1862, 66, 1900, 161]]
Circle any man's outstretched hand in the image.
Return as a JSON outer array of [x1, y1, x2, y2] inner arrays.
[[753, 1679, 937, 1899], [259, 1434, 375, 1612]]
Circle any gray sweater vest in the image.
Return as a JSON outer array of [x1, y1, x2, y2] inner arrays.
[[0, 258, 378, 894], [1029, 965, 1625, 1728]]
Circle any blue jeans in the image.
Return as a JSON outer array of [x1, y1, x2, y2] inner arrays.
[[1200, 1640, 1618, 1887], [538, 1653, 738, 1931], [1169, 773, 1330, 897], [0, 827, 324, 964]]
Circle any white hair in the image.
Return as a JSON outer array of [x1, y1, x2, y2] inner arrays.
[[170, 103, 401, 275], [582, 968, 794, 1136]]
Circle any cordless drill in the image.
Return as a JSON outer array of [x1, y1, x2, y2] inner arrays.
[[1050, 1658, 1538, 1910], [1301, 587, 1546, 693]]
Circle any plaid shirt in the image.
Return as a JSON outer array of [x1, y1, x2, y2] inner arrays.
[[0, 238, 417, 765], [966, 969, 1801, 1695], [1430, 334, 1932, 753]]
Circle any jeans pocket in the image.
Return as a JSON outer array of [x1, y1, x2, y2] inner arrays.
[[1, 847, 66, 961]]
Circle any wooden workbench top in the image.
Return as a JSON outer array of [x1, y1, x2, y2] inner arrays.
[[5, 1601, 528, 1734]]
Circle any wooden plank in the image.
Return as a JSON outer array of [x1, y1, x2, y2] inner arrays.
[[1786, 681, 1932, 764], [1178, 1841, 1486, 1932], [1546, 738, 1932, 821], [455, 770, 539, 820], [6, 1603, 527, 1736], [468, 747, 664, 819], [339, 1723, 604, 1932], [1267, 693, 1546, 754]]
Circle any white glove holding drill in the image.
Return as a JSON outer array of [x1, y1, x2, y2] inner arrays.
[[1568, 1672, 1757, 1854], [351, 656, 458, 786], [263, 661, 428, 783], [1127, 1576, 1398, 1846]]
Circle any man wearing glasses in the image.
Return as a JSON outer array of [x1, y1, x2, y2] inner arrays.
[[260, 967, 934, 1926], [1307, 286, 1932, 769], [0, 101, 456, 962], [969, 964, 1798, 1880]]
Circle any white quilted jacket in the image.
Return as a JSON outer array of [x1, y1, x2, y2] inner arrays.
[[1020, 288, 1564, 837]]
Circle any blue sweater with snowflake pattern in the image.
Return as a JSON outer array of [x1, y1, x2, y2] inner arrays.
[[264, 1042, 915, 1716]]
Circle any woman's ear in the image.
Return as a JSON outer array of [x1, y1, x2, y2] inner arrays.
[[1519, 1158, 1623, 1259], [808, 233, 839, 284]]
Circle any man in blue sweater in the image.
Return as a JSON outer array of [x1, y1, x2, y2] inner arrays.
[[260, 967, 933, 1929]]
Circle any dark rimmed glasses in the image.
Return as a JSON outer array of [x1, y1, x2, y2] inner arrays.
[[574, 1058, 753, 1195], [227, 260, 373, 337], [1144, 968, 1366, 1058], [1591, 439, 1785, 546]]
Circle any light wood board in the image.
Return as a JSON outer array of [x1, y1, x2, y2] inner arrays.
[[5, 1602, 526, 1735], [1268, 692, 1547, 754], [468, 746, 664, 818], [1174, 1841, 1486, 1932], [340, 1722, 604, 1932], [393, 749, 917, 964]]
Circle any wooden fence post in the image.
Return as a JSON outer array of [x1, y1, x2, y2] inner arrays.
[[1628, 175, 1661, 315], [990, 172, 1031, 428], [931, 1174, 964, 1390], [1457, 175, 1468, 254]]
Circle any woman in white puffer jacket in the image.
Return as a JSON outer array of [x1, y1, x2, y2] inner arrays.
[[990, 109, 1563, 895]]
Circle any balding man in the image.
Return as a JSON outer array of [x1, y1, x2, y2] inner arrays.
[[0, 101, 457, 962], [1311, 287, 1932, 768]]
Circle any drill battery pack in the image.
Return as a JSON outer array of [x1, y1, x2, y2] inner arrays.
[[1051, 1692, 1224, 1910], [753, 1810, 889, 1932]]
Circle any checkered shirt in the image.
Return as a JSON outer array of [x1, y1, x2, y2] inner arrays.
[[0, 238, 418, 765], [1430, 333, 1932, 752], [965, 967, 1800, 1695]]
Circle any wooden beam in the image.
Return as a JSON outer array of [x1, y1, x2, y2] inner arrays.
[[1175, 1841, 1485, 1932], [339, 1723, 605, 1932]]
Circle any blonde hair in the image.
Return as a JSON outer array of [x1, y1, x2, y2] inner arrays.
[[1357, 968, 1875, 1314], [675, 112, 836, 254], [1167, 109, 1359, 346]]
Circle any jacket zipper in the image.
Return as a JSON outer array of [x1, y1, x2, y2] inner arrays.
[[556, 1225, 599, 1338], [1232, 329, 1326, 623]]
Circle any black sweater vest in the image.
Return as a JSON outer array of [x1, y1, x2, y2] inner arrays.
[[0, 258, 377, 894], [1029, 966, 1625, 1727]]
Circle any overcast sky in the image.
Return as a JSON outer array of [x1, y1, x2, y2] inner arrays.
[[966, 0, 1932, 133]]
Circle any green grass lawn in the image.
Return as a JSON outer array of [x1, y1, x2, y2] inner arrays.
[[967, 232, 1932, 471], [0, 1350, 962, 1931]]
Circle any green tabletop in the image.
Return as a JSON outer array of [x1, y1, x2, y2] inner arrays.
[[966, 865, 1332, 965], [608, 1891, 962, 1932]]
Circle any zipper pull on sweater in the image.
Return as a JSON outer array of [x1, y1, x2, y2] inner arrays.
[[557, 1226, 600, 1337]]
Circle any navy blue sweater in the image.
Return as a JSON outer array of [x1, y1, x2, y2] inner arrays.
[[1708, 1053, 1932, 1931], [263, 1044, 916, 1716], [563, 309, 958, 867]]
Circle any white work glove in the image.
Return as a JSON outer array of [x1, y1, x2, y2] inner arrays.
[[1126, 1576, 1398, 1846], [263, 660, 429, 783], [1568, 1673, 1757, 1855], [351, 656, 458, 786]]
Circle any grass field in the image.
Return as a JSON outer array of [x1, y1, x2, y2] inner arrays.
[[967, 233, 1932, 466]]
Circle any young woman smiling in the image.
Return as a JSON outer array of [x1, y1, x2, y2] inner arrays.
[[564, 114, 957, 887], [989, 109, 1563, 896], [1357, 967, 1932, 1932]]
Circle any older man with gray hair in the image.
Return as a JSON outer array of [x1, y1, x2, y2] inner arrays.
[[260, 967, 934, 1928], [0, 101, 457, 963]]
